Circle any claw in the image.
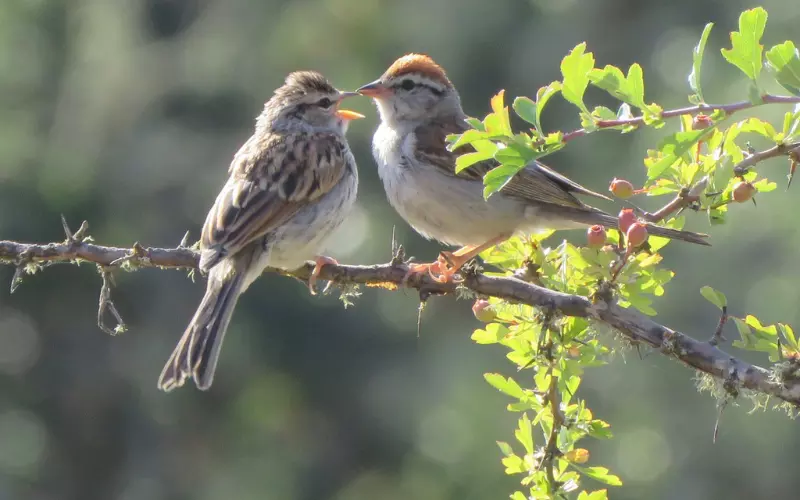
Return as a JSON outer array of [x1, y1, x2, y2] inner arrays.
[[309, 256, 338, 295]]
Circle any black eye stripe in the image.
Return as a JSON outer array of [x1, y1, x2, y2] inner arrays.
[[392, 80, 444, 96]]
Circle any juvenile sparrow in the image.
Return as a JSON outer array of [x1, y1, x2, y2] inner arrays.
[[159, 71, 363, 391], [358, 54, 709, 282]]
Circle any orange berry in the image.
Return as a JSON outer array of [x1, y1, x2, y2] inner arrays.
[[618, 208, 637, 234], [732, 181, 756, 203], [692, 114, 713, 130], [472, 299, 496, 323], [609, 178, 635, 199], [626, 222, 649, 248], [587, 225, 607, 248]]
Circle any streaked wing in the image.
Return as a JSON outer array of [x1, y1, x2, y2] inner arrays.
[[199, 130, 349, 270], [413, 116, 610, 209]]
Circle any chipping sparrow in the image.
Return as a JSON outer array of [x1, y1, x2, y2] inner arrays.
[[159, 71, 363, 391], [358, 54, 708, 282]]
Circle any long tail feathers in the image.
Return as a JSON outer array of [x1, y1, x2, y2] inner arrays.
[[158, 272, 245, 392], [538, 206, 711, 246]]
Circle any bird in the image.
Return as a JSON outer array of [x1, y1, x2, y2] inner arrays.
[[158, 71, 363, 392], [357, 54, 709, 283]]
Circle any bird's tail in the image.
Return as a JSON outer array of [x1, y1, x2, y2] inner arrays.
[[158, 269, 245, 392], [538, 205, 711, 246]]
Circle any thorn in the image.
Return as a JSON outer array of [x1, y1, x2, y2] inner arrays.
[[61, 214, 72, 241], [391, 225, 397, 259], [713, 400, 727, 444], [9, 249, 33, 294], [179, 230, 191, 248], [110, 242, 149, 267], [61, 216, 89, 244], [416, 298, 427, 338], [97, 268, 126, 335], [9, 266, 24, 294]]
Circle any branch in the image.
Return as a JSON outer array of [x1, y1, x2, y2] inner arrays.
[[561, 94, 800, 143], [2, 230, 799, 407]]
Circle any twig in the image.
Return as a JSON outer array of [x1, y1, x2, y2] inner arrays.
[[709, 305, 728, 346], [732, 141, 800, 177], [561, 94, 800, 144], [2, 233, 800, 406]]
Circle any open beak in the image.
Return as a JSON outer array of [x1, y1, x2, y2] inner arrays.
[[335, 92, 365, 121], [357, 80, 389, 98], [335, 109, 365, 121]]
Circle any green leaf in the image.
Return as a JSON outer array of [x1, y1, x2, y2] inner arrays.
[[496, 440, 515, 457], [515, 413, 534, 454], [456, 149, 495, 173], [645, 128, 714, 179], [720, 7, 768, 81], [782, 104, 800, 140], [577, 466, 623, 486], [472, 323, 509, 344], [448, 128, 490, 151], [700, 286, 727, 309], [512, 97, 537, 127], [535, 81, 562, 133], [753, 178, 777, 193], [483, 164, 522, 199], [689, 23, 714, 103], [484, 373, 526, 399], [578, 490, 609, 500], [588, 63, 647, 111], [765, 41, 800, 96], [561, 43, 595, 113]]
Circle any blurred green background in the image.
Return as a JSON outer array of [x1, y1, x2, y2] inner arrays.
[[1, 0, 799, 499]]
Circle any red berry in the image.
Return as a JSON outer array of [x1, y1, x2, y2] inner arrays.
[[732, 181, 756, 203], [609, 178, 635, 199], [618, 208, 637, 234], [586, 225, 607, 248], [626, 222, 649, 248], [472, 299, 496, 323], [692, 114, 713, 130]]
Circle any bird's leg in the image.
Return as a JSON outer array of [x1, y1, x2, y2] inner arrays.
[[403, 234, 510, 285], [308, 256, 338, 295]]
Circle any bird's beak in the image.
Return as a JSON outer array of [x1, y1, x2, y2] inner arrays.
[[334, 92, 364, 121], [335, 109, 365, 121], [357, 80, 389, 98]]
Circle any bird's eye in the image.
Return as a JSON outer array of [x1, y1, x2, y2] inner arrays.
[[317, 97, 333, 108], [400, 79, 415, 90]]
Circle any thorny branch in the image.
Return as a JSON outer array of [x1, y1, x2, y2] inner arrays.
[[2, 223, 800, 407]]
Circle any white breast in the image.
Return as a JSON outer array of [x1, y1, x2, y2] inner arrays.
[[372, 124, 525, 247]]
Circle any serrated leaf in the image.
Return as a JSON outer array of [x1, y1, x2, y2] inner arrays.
[[515, 413, 534, 454], [645, 128, 714, 179], [765, 41, 800, 96], [700, 286, 727, 309], [589, 63, 647, 110], [561, 43, 594, 113], [720, 7, 768, 81], [483, 164, 522, 199], [689, 22, 714, 102], [753, 177, 777, 193], [455, 150, 495, 173], [578, 466, 623, 486], [449, 129, 490, 151], [484, 373, 526, 399]]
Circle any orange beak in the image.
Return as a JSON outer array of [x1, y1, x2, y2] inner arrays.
[[335, 91, 364, 121], [357, 80, 390, 98], [335, 109, 365, 121]]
